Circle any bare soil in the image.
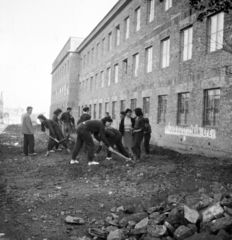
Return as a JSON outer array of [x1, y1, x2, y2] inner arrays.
[[0, 124, 232, 240]]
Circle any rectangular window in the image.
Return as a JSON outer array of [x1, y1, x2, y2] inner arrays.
[[90, 76, 93, 91], [96, 43, 100, 59], [177, 92, 190, 125], [146, 46, 153, 73], [94, 104, 97, 119], [86, 79, 89, 92], [203, 88, 220, 126], [120, 100, 125, 112], [108, 32, 112, 51], [107, 67, 111, 86], [161, 38, 170, 68], [143, 97, 150, 118], [78, 106, 81, 118], [130, 98, 137, 112], [133, 53, 139, 76], [114, 64, 119, 83], [135, 7, 141, 32], [95, 73, 98, 90], [123, 58, 128, 75], [165, 0, 172, 11], [116, 25, 120, 46], [105, 102, 109, 113], [92, 48, 94, 63], [102, 38, 105, 55], [84, 55, 86, 68], [158, 95, 167, 123], [101, 71, 104, 88], [112, 101, 116, 119], [181, 27, 193, 61], [125, 17, 130, 39], [209, 12, 224, 52], [87, 52, 90, 66], [99, 103, 102, 119], [148, 0, 154, 22], [89, 105, 92, 116]]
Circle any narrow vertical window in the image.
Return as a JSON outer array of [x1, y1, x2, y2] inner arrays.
[[165, 0, 172, 11], [96, 43, 99, 60], [114, 64, 119, 83], [105, 102, 109, 113], [148, 0, 154, 22], [90, 76, 93, 91], [130, 99, 137, 112], [107, 67, 111, 86], [177, 92, 190, 125], [135, 7, 141, 32], [95, 73, 98, 90], [133, 53, 139, 76], [99, 103, 102, 119], [143, 97, 150, 118], [158, 95, 167, 123], [101, 71, 104, 88], [112, 101, 117, 119], [146, 46, 153, 73], [182, 27, 193, 61], [125, 17, 130, 39], [161, 38, 170, 68], [102, 38, 105, 55], [108, 32, 112, 51], [208, 12, 224, 52], [92, 48, 94, 63], [116, 25, 120, 46], [94, 104, 97, 119], [120, 100, 125, 112], [123, 58, 128, 75], [204, 89, 220, 126]]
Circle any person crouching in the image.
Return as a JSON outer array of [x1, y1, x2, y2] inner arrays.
[[37, 114, 70, 157]]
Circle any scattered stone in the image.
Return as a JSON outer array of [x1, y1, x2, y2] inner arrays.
[[216, 229, 231, 240], [134, 217, 148, 229], [164, 221, 175, 234], [125, 212, 148, 223], [106, 226, 119, 233], [147, 206, 159, 214], [185, 232, 217, 240], [174, 225, 193, 240], [167, 193, 185, 205], [147, 225, 167, 238], [107, 229, 123, 240], [65, 216, 85, 225], [88, 228, 107, 238], [224, 206, 232, 216], [201, 203, 224, 223], [204, 216, 232, 233], [124, 205, 136, 214], [187, 223, 197, 234], [184, 205, 200, 224]]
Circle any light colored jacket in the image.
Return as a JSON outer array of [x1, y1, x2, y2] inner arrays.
[[21, 113, 34, 135]]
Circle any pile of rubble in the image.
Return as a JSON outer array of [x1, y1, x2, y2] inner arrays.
[[68, 184, 232, 240]]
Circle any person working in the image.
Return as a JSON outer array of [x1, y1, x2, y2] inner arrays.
[[77, 106, 91, 125], [37, 114, 70, 157], [70, 118, 113, 165], [60, 107, 73, 137]]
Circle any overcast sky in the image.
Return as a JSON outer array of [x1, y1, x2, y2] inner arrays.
[[0, 0, 118, 113]]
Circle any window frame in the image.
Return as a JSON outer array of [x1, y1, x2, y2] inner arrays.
[[161, 37, 170, 68], [181, 26, 193, 62], [133, 53, 139, 77], [114, 64, 119, 83], [125, 16, 130, 39], [177, 92, 190, 125], [112, 101, 117, 119], [146, 46, 153, 73], [158, 95, 167, 123], [147, 0, 155, 23], [135, 7, 141, 32], [143, 97, 150, 118]]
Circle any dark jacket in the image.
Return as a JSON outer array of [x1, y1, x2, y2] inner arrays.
[[41, 119, 62, 138], [94, 127, 121, 142], [144, 124, 152, 135], [77, 113, 91, 125], [60, 112, 72, 124], [52, 114, 60, 124], [134, 116, 145, 133], [78, 120, 110, 147], [119, 117, 135, 135]]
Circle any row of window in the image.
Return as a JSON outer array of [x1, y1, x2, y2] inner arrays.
[[52, 84, 69, 100], [53, 61, 70, 82], [81, 0, 173, 69], [80, 11, 224, 88], [79, 88, 220, 127]]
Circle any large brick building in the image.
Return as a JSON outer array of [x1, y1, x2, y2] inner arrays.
[[51, 0, 232, 157]]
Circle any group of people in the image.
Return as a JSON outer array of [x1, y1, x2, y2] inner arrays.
[[22, 105, 152, 165]]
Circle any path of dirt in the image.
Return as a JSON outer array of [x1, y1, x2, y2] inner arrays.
[[0, 125, 232, 240]]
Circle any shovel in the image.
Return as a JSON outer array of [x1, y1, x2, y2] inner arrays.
[[110, 148, 134, 162], [44, 132, 68, 144]]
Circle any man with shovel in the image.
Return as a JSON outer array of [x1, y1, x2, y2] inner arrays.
[[37, 114, 70, 157]]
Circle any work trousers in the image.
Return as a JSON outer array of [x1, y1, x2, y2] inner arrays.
[[23, 134, 35, 156], [62, 123, 71, 137], [132, 132, 144, 160], [106, 135, 129, 158], [143, 134, 151, 154], [72, 124, 94, 161]]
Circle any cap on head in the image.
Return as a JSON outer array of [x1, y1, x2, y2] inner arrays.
[[67, 107, 72, 111]]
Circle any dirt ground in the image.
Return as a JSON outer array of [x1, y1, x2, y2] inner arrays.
[[0, 124, 232, 240]]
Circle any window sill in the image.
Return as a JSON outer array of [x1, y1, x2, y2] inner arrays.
[[203, 126, 219, 130], [207, 49, 223, 55]]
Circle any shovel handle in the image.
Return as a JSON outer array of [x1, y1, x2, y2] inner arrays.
[[110, 148, 132, 162]]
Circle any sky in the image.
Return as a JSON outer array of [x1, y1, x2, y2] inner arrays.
[[0, 0, 118, 113]]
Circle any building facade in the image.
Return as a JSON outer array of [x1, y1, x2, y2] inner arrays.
[[50, 37, 83, 119], [51, 0, 232, 157]]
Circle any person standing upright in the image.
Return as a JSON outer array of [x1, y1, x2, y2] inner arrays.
[[60, 107, 73, 137], [21, 106, 37, 156], [52, 108, 62, 125]]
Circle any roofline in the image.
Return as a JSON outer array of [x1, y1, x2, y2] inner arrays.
[[51, 50, 79, 74], [76, 0, 131, 52]]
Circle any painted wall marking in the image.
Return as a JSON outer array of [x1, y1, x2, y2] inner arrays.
[[164, 123, 216, 139]]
